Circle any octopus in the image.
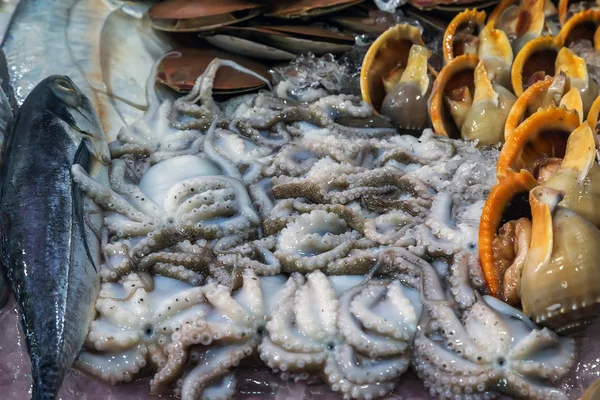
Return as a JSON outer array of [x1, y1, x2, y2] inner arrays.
[[77, 269, 276, 399], [401, 251, 577, 400], [259, 269, 421, 400], [68, 52, 576, 400]]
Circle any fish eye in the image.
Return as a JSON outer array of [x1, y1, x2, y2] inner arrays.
[[54, 78, 75, 92]]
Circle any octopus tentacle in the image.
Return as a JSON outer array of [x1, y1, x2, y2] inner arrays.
[[76, 344, 148, 385], [293, 270, 338, 341], [177, 339, 258, 400], [333, 343, 410, 385], [322, 352, 396, 400], [337, 285, 411, 359], [72, 164, 152, 223], [448, 252, 478, 309]]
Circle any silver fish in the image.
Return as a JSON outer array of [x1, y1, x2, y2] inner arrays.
[[0, 75, 109, 400], [0, 84, 14, 309]]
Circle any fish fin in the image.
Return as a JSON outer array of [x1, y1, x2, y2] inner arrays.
[[73, 141, 97, 273]]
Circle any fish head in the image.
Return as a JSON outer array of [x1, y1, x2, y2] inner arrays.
[[43, 75, 111, 166]]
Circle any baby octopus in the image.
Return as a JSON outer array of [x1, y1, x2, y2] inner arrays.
[[259, 270, 422, 400], [72, 154, 261, 282], [396, 250, 577, 400], [77, 269, 273, 400]]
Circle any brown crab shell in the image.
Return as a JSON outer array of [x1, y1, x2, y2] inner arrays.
[[360, 24, 428, 114], [155, 48, 270, 94], [265, 0, 365, 18], [559, 9, 600, 46], [496, 106, 581, 178], [511, 35, 564, 97], [430, 54, 479, 139], [443, 9, 486, 65], [148, 0, 264, 32], [479, 169, 538, 297]]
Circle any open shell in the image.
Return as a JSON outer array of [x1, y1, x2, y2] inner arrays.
[[479, 169, 538, 298], [521, 184, 600, 334], [430, 54, 479, 139], [461, 61, 516, 145], [489, 0, 547, 53], [265, 0, 364, 18], [156, 48, 270, 94], [511, 35, 564, 96], [496, 106, 581, 178], [559, 9, 600, 46], [543, 121, 600, 227], [478, 23, 514, 88], [360, 24, 426, 114], [555, 46, 599, 114], [442, 9, 486, 65], [149, 0, 264, 32], [504, 73, 582, 139], [586, 93, 600, 131]]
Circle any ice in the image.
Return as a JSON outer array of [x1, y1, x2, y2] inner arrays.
[[374, 0, 407, 13], [271, 53, 349, 101], [559, 319, 600, 399], [569, 39, 600, 86]]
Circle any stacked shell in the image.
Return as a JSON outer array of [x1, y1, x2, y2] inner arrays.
[[374, 3, 600, 147], [479, 100, 600, 335]]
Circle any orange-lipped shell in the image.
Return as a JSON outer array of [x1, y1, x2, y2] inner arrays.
[[559, 9, 600, 46], [489, 0, 547, 53], [587, 94, 600, 131], [148, 0, 264, 32], [504, 73, 577, 139], [156, 48, 270, 94], [479, 169, 538, 298], [511, 35, 564, 96], [443, 9, 486, 65], [557, 0, 596, 25], [360, 24, 426, 114], [488, 0, 519, 27], [430, 54, 479, 139], [496, 106, 581, 178], [265, 0, 364, 18]]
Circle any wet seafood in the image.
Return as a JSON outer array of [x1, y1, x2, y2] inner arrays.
[[0, 76, 110, 399], [430, 54, 478, 139], [4, 1, 600, 399], [460, 60, 516, 144], [148, 0, 264, 32], [360, 24, 430, 126], [442, 9, 486, 64], [412, 251, 576, 400]]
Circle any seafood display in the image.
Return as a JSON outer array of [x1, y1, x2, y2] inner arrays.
[[3, 0, 600, 400]]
